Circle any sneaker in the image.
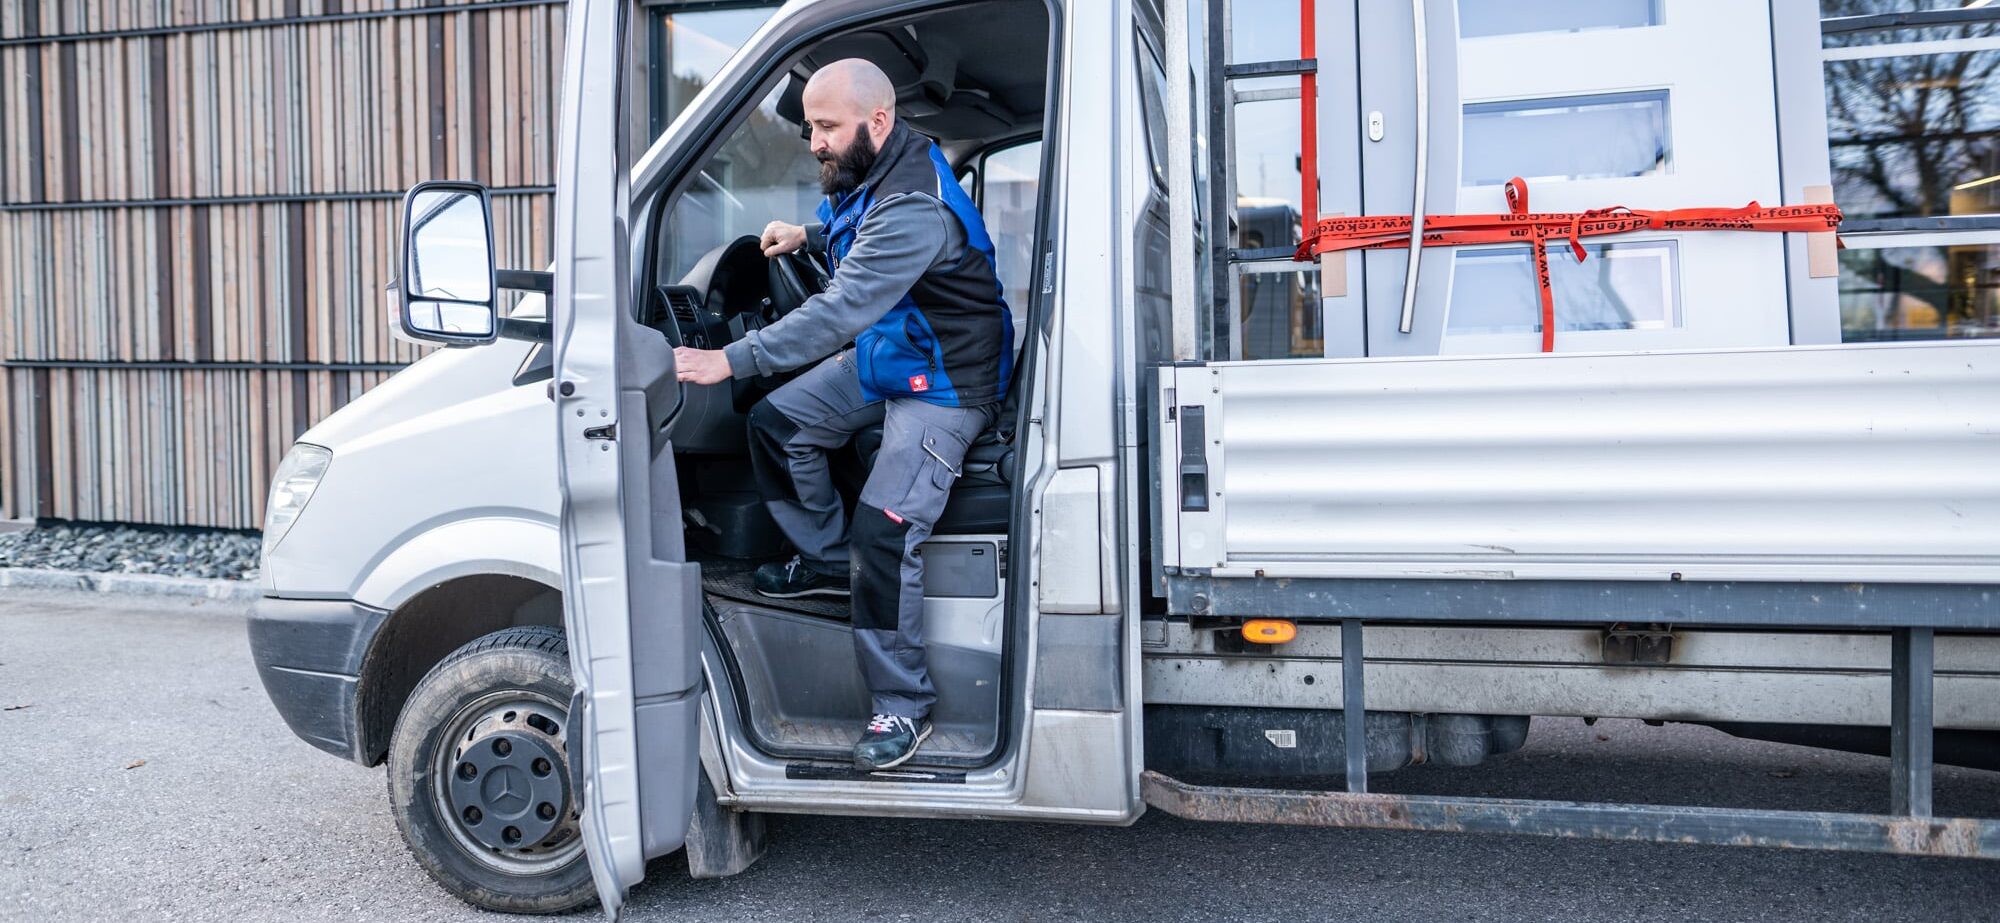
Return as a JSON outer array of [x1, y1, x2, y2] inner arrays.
[[853, 713, 932, 770], [753, 556, 848, 599]]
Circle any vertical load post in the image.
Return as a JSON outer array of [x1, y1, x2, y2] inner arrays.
[[1890, 627, 1935, 817], [1341, 619, 1367, 792]]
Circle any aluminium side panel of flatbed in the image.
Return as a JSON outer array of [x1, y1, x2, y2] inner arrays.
[[1159, 341, 2000, 594]]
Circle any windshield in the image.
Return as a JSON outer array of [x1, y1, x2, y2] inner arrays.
[[659, 82, 823, 283]]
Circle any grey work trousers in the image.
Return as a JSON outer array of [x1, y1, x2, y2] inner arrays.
[[746, 349, 995, 719]]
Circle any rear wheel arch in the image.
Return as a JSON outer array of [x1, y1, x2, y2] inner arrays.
[[356, 574, 563, 766]]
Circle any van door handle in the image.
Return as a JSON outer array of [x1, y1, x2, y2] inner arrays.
[[1178, 405, 1209, 512], [1399, 0, 1430, 335]]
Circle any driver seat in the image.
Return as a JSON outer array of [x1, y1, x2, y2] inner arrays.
[[851, 383, 1020, 535]]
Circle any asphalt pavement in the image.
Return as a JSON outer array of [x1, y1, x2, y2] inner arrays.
[[4, 588, 1998, 922]]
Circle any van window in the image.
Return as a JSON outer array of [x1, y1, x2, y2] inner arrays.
[[1136, 39, 1171, 190], [978, 141, 1044, 306], [643, 3, 783, 147]]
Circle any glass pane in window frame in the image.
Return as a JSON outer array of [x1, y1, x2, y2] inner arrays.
[[1461, 90, 1672, 186], [1821, 2, 2000, 49], [1458, 0, 1661, 39], [1234, 266, 1324, 360], [1447, 239, 1682, 336], [1837, 235, 2000, 341], [1232, 97, 1305, 227], [1822, 44, 2000, 222], [1228, 0, 1301, 64]]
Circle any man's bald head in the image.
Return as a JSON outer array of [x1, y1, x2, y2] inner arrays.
[[802, 58, 898, 195], [804, 58, 897, 121]]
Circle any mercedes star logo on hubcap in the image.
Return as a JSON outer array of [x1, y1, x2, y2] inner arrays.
[[482, 765, 531, 817]]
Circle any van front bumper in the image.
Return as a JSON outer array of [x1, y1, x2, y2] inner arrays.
[[247, 595, 389, 765]]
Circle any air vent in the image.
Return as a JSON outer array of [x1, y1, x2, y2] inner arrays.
[[664, 288, 701, 324]]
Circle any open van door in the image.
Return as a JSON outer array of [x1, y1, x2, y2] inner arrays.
[[551, 0, 702, 916]]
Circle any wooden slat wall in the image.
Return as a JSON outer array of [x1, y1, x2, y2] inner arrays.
[[1, 365, 402, 527], [0, 5, 563, 201], [0, 1, 528, 42], [0, 1, 563, 529]]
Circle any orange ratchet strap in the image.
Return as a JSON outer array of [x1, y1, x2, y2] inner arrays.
[[1292, 177, 1845, 352]]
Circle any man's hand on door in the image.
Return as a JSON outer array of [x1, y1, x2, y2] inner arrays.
[[674, 346, 733, 385]]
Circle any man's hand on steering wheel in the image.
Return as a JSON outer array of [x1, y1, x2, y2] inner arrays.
[[761, 221, 807, 257], [764, 225, 832, 323]]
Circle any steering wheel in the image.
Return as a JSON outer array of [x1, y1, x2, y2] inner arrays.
[[765, 249, 831, 322]]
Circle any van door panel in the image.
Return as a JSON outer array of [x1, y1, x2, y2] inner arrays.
[[551, 0, 697, 914]]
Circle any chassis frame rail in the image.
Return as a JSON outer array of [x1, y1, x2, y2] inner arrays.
[[1163, 576, 1973, 840], [1140, 771, 2000, 859]]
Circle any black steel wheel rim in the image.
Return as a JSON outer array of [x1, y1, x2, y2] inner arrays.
[[430, 690, 583, 875]]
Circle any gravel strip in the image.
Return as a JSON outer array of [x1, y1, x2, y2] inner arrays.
[[0, 521, 261, 581], [0, 568, 260, 601]]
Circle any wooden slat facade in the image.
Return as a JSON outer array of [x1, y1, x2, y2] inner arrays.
[[0, 0, 564, 528]]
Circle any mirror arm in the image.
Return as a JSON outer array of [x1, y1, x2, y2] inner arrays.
[[494, 267, 551, 342], [497, 269, 554, 295], [497, 316, 552, 343]]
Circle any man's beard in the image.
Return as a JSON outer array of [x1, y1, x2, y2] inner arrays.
[[818, 129, 879, 196]]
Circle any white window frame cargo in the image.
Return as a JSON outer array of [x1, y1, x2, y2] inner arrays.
[[1195, 0, 1858, 360]]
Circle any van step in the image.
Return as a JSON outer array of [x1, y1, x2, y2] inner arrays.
[[785, 762, 967, 784]]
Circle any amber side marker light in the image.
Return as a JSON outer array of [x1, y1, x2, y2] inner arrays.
[[1242, 619, 1297, 644]]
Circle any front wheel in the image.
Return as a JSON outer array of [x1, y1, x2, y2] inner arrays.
[[387, 625, 595, 914]]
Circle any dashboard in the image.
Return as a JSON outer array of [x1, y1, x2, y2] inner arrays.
[[645, 235, 773, 351], [647, 235, 792, 453]]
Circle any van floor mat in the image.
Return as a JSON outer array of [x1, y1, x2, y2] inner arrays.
[[697, 556, 852, 621], [767, 717, 992, 762]]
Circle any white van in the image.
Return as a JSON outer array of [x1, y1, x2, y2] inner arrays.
[[250, 0, 2000, 916]]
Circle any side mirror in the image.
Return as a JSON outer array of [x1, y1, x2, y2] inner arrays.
[[396, 181, 499, 346]]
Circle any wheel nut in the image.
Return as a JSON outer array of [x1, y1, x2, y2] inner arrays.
[[458, 762, 478, 780], [463, 806, 483, 825], [532, 757, 552, 777], [503, 826, 522, 845], [493, 738, 512, 757], [538, 802, 557, 821]]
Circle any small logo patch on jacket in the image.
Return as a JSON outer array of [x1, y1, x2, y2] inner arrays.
[[908, 374, 930, 392]]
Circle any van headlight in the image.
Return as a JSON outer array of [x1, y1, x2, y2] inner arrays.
[[263, 444, 332, 557]]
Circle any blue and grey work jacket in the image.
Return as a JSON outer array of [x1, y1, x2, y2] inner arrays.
[[723, 122, 1014, 407]]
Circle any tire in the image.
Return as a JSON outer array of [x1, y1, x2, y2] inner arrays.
[[387, 625, 596, 914]]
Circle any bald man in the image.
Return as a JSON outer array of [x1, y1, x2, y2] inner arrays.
[[673, 58, 1013, 770]]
